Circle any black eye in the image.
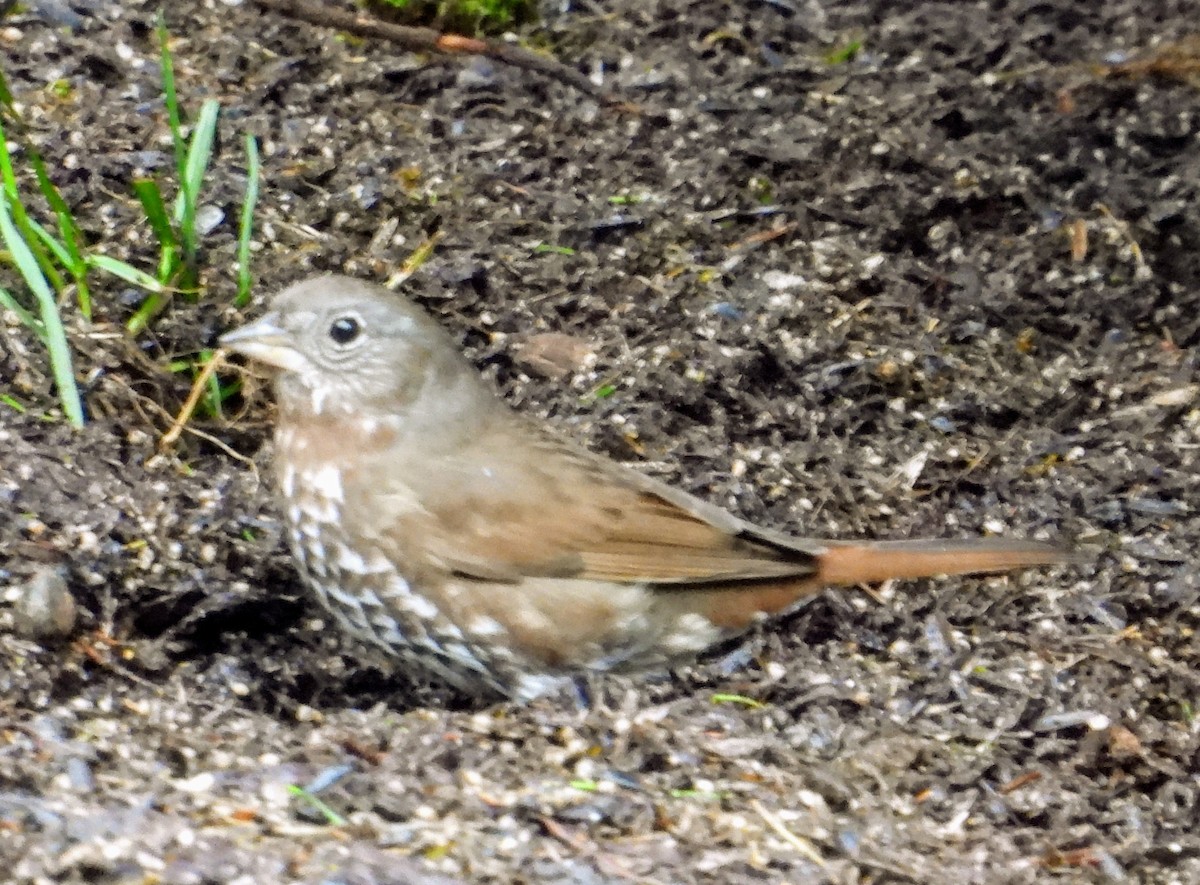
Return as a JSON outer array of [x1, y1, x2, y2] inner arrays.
[[328, 316, 361, 345]]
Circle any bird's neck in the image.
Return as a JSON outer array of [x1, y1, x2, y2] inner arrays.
[[275, 361, 505, 454]]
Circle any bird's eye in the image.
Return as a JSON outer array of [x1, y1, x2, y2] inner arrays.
[[328, 316, 361, 345]]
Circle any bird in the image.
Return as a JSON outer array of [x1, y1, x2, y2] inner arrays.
[[219, 274, 1070, 702]]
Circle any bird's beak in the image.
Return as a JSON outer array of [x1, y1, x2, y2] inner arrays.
[[218, 313, 308, 373]]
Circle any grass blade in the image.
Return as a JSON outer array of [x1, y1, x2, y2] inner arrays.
[[0, 284, 45, 340], [0, 67, 13, 109], [0, 194, 83, 427], [176, 99, 220, 226], [133, 178, 178, 248], [86, 254, 171, 292], [0, 118, 65, 295], [173, 98, 219, 291], [133, 176, 180, 286], [235, 134, 259, 307], [200, 347, 223, 419], [1, 393, 27, 414], [26, 140, 90, 319], [27, 216, 72, 267], [158, 12, 186, 185], [124, 280, 176, 336]]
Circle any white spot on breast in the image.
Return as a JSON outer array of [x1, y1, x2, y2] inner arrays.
[[336, 546, 367, 573], [467, 615, 506, 637], [304, 464, 343, 502], [306, 497, 340, 523], [364, 551, 393, 573], [442, 641, 477, 667], [310, 384, 328, 415], [365, 550, 395, 574], [399, 591, 441, 621], [381, 483, 426, 515], [280, 466, 296, 498], [511, 607, 554, 634]]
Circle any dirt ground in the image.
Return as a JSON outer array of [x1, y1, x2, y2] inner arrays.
[[1, 0, 1198, 882]]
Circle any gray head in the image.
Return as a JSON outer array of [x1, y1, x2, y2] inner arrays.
[[220, 274, 494, 422]]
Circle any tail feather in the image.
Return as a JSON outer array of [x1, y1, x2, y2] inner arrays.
[[677, 538, 1072, 631], [816, 538, 1070, 586]]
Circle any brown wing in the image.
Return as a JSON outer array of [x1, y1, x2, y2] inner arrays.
[[362, 420, 822, 586], [352, 414, 1070, 620]]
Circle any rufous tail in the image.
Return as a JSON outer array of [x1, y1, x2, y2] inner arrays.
[[816, 538, 1069, 586], [681, 538, 1071, 630]]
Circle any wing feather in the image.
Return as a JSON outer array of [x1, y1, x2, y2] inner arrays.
[[357, 421, 821, 586]]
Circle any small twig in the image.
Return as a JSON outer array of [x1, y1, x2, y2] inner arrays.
[[252, 0, 622, 105], [750, 799, 826, 867], [726, 222, 800, 253], [160, 350, 223, 450], [177, 422, 260, 476], [385, 230, 444, 289], [1095, 203, 1150, 278], [72, 631, 161, 688], [155, 355, 257, 474], [1099, 37, 1200, 83]]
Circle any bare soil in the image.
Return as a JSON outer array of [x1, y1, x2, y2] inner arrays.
[[1, 1, 1198, 882]]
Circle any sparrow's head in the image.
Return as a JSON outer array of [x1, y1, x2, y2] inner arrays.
[[220, 274, 489, 421]]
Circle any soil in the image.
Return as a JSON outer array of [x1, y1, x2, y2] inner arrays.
[[1, 1, 1198, 882]]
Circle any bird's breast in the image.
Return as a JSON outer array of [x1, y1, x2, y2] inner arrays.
[[271, 421, 545, 696], [269, 420, 744, 700]]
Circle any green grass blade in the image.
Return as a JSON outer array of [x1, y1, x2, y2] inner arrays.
[[0, 76, 84, 313], [0, 194, 83, 427], [199, 348, 224, 419], [173, 98, 219, 292], [158, 12, 186, 184], [25, 140, 90, 319], [287, 785, 347, 828], [133, 176, 181, 287], [27, 216, 72, 267], [0, 67, 13, 109], [86, 254, 170, 292], [124, 272, 176, 335], [235, 134, 259, 307], [133, 177, 178, 248], [27, 152, 84, 270], [175, 99, 220, 227], [0, 284, 46, 340], [1, 393, 27, 413], [126, 296, 163, 336], [0, 120, 17, 194], [0, 118, 65, 294]]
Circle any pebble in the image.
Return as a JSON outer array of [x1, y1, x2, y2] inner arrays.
[[11, 565, 77, 640]]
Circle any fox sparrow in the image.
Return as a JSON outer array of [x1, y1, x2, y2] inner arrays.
[[220, 275, 1068, 701]]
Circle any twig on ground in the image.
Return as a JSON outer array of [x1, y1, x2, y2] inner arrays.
[[252, 0, 622, 105], [160, 350, 223, 451]]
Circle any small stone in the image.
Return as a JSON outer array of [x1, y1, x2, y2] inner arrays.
[[295, 704, 324, 723], [761, 269, 806, 290], [177, 772, 216, 793], [195, 204, 225, 236], [12, 565, 77, 640]]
